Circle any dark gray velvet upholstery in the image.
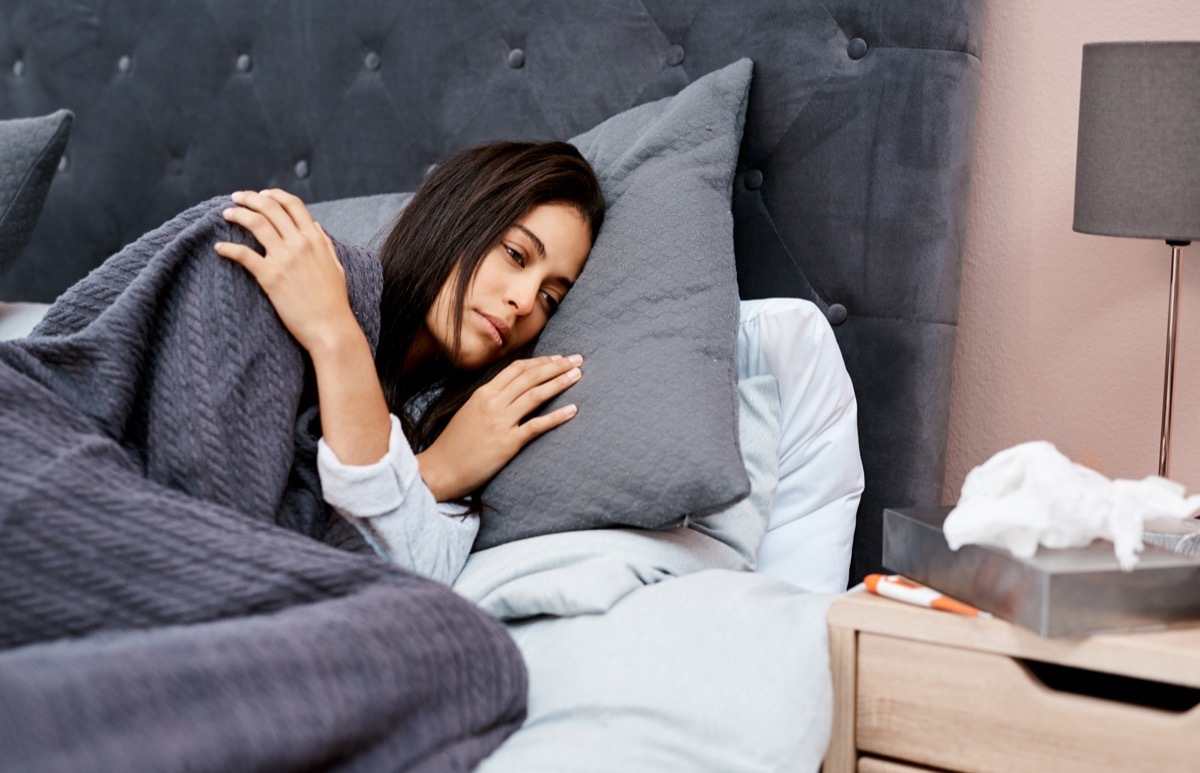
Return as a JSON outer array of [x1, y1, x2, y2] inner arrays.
[[0, 0, 984, 586]]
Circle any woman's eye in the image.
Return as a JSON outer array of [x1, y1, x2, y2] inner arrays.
[[541, 291, 561, 315], [505, 245, 525, 267]]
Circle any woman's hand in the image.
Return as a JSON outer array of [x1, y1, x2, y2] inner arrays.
[[215, 189, 357, 355], [417, 355, 585, 501], [218, 189, 392, 465]]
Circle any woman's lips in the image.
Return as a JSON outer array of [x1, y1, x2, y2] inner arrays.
[[477, 311, 510, 347]]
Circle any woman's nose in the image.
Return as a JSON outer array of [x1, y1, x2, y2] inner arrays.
[[506, 280, 538, 316]]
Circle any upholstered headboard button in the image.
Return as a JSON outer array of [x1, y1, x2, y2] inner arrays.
[[826, 303, 848, 326], [364, 51, 381, 71], [294, 159, 310, 179], [11, 59, 25, 78], [666, 45, 685, 66], [507, 49, 525, 69], [236, 53, 253, 73], [848, 38, 868, 60], [57, 154, 68, 174], [117, 54, 133, 74], [744, 169, 763, 191]]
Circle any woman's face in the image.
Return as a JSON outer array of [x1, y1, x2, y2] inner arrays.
[[425, 203, 592, 370]]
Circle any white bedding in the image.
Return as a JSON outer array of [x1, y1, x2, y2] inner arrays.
[[455, 528, 835, 772], [737, 298, 862, 593], [0, 301, 47, 340]]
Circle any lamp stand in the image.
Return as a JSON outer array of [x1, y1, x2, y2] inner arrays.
[[1159, 240, 1190, 478]]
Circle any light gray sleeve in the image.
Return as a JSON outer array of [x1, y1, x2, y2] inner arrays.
[[317, 414, 479, 585]]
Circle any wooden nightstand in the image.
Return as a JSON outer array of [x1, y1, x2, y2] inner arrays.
[[824, 589, 1200, 772]]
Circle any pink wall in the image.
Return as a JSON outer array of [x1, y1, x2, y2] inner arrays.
[[945, 1, 1200, 501]]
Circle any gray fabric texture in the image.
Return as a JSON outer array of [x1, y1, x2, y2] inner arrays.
[[0, 198, 526, 771], [0, 110, 71, 278], [476, 59, 753, 550]]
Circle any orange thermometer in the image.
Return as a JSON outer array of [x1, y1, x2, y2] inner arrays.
[[864, 574, 993, 619]]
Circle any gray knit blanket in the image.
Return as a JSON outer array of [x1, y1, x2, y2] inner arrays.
[[0, 198, 526, 772]]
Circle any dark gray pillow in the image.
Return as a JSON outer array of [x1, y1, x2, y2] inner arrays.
[[476, 59, 754, 549], [0, 110, 73, 280]]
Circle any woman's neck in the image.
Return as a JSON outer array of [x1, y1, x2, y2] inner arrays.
[[401, 326, 439, 377]]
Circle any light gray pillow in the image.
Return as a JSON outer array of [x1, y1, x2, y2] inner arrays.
[[476, 59, 754, 549], [308, 192, 412, 253], [0, 110, 73, 280]]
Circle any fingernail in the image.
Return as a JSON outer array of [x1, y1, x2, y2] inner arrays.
[[230, 191, 245, 202], [568, 354, 583, 365], [550, 354, 563, 360], [222, 208, 236, 218], [564, 404, 578, 416], [567, 367, 581, 381]]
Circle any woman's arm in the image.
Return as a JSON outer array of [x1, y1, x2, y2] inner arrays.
[[215, 189, 584, 578], [215, 189, 389, 465], [318, 413, 479, 584]]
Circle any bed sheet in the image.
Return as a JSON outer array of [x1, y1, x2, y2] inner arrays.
[[455, 528, 835, 772]]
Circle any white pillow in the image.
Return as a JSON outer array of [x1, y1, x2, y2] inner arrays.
[[737, 299, 863, 593]]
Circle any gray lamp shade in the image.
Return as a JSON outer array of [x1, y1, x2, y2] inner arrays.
[[1073, 42, 1200, 243]]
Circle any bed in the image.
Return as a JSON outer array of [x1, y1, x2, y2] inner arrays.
[[0, 1, 983, 770]]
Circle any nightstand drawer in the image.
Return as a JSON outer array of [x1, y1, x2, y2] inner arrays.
[[856, 632, 1200, 772]]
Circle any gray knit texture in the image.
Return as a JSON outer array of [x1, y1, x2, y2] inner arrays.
[[0, 198, 526, 772]]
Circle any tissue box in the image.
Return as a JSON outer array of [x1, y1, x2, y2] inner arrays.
[[883, 506, 1200, 637]]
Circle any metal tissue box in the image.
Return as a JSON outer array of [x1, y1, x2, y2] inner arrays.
[[882, 507, 1200, 637]]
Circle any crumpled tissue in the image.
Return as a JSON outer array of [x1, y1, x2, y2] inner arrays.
[[944, 440, 1200, 571]]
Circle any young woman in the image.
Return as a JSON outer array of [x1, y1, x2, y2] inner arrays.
[[215, 141, 606, 584]]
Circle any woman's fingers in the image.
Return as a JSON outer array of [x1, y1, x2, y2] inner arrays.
[[518, 403, 579, 441], [223, 189, 318, 249], [484, 354, 584, 422], [255, 190, 336, 266], [487, 354, 565, 392], [259, 189, 323, 239], [493, 354, 583, 397], [220, 189, 340, 272], [213, 241, 268, 277], [314, 221, 333, 249], [221, 201, 286, 255], [510, 364, 582, 418]]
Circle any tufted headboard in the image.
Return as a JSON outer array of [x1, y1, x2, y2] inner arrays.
[[0, 0, 983, 586]]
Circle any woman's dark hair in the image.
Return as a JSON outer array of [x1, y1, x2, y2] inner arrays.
[[374, 140, 605, 453]]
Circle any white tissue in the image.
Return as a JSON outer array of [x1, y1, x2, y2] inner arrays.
[[944, 441, 1200, 571]]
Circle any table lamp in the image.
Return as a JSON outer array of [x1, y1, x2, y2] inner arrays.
[[1073, 41, 1200, 479]]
